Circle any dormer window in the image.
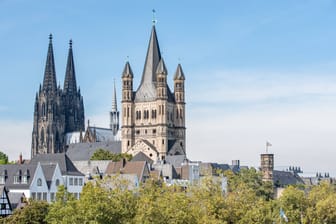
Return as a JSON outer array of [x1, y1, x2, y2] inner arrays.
[[0, 176, 4, 184], [14, 169, 22, 184], [14, 176, 21, 184], [22, 176, 28, 184], [22, 169, 30, 184]]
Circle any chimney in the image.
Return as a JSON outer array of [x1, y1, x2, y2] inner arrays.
[[19, 153, 23, 164]]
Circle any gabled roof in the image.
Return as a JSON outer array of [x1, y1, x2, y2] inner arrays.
[[0, 164, 37, 189], [30, 153, 83, 176], [41, 164, 57, 188], [165, 155, 187, 168], [88, 127, 115, 142], [8, 192, 25, 210], [66, 141, 121, 161], [105, 160, 149, 182], [131, 152, 154, 164]]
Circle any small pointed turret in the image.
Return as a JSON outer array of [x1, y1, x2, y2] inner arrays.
[[112, 79, 118, 112], [122, 61, 134, 78], [156, 58, 167, 75], [42, 34, 57, 95], [63, 39, 77, 95], [110, 79, 120, 135], [174, 64, 185, 80]]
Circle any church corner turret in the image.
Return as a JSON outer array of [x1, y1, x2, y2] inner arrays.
[[121, 24, 187, 162]]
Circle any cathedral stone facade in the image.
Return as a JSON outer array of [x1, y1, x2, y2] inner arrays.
[[31, 35, 84, 157], [121, 25, 186, 161]]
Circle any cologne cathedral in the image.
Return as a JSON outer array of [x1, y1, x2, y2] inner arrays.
[[31, 35, 85, 157]]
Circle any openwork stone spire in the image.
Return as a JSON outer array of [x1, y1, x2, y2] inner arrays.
[[63, 39, 77, 95], [42, 34, 57, 95]]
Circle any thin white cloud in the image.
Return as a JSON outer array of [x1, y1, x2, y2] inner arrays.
[[0, 120, 32, 161]]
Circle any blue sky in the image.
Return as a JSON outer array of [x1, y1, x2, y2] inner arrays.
[[1, 0, 336, 175]]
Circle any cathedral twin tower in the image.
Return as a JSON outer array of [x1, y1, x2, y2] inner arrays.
[[32, 24, 186, 161], [32, 35, 84, 156]]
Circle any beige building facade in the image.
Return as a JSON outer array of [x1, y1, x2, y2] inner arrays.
[[121, 25, 186, 162]]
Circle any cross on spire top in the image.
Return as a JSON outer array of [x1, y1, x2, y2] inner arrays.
[[152, 9, 157, 25]]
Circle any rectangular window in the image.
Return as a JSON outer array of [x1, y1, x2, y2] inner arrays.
[[22, 176, 28, 184], [69, 177, 73, 186], [50, 193, 55, 201], [0, 176, 5, 184], [14, 176, 20, 184], [1, 203, 5, 210], [42, 192, 47, 201], [31, 192, 36, 200], [79, 178, 83, 186], [74, 178, 78, 186], [37, 193, 41, 200]]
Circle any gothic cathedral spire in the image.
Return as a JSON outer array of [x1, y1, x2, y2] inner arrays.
[[110, 79, 119, 136], [63, 39, 77, 95], [32, 36, 85, 158], [42, 34, 57, 95], [63, 39, 85, 133]]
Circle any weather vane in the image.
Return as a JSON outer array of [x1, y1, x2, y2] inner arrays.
[[152, 9, 157, 25]]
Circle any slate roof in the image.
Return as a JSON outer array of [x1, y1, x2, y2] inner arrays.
[[0, 164, 37, 189], [8, 192, 25, 210], [88, 127, 117, 142], [134, 25, 175, 103], [105, 161, 148, 182], [41, 164, 56, 188], [66, 141, 121, 161], [273, 170, 304, 187], [30, 153, 83, 176], [131, 152, 154, 164], [165, 155, 187, 168]]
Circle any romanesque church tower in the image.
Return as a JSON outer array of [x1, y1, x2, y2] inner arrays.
[[121, 25, 186, 161], [31, 35, 84, 157]]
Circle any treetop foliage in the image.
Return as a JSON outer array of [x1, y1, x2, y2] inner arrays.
[[90, 148, 132, 161], [3, 168, 336, 223]]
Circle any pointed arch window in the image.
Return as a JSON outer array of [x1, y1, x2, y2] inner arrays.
[[37, 178, 42, 186], [40, 128, 45, 144]]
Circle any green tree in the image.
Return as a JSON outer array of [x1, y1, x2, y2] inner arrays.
[[90, 149, 132, 161], [0, 151, 8, 164], [305, 182, 336, 224], [278, 185, 307, 224], [4, 200, 49, 224], [45, 185, 78, 224]]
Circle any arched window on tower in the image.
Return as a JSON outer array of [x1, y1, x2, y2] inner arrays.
[[42, 103, 46, 117], [40, 128, 45, 145]]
